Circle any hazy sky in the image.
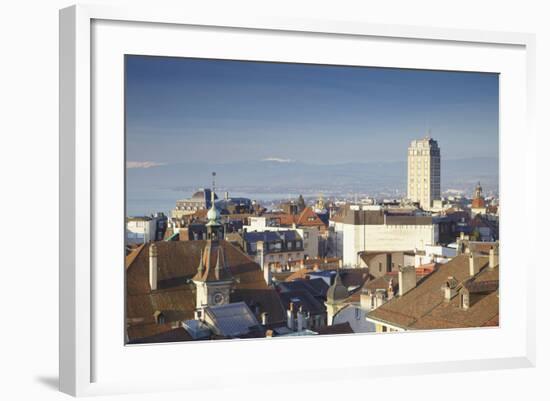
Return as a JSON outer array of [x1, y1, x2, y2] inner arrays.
[[126, 56, 499, 166]]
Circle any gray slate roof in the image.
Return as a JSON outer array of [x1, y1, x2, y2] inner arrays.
[[204, 302, 262, 337]]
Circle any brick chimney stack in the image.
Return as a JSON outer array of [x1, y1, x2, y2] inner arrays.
[[287, 302, 295, 330], [469, 253, 481, 276], [297, 306, 305, 331], [398, 265, 416, 296], [149, 243, 158, 291]]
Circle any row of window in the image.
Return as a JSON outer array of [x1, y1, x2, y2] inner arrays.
[[267, 252, 302, 261], [250, 240, 302, 253]]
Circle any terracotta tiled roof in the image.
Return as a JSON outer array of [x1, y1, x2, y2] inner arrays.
[[368, 255, 499, 330], [125, 243, 145, 270], [265, 207, 328, 229], [296, 207, 327, 227], [192, 241, 233, 282], [466, 242, 496, 255], [472, 197, 485, 209], [363, 266, 434, 295], [364, 275, 395, 291], [128, 326, 194, 344], [126, 240, 287, 341]]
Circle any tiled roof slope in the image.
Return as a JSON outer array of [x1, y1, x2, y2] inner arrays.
[[267, 207, 328, 228], [128, 326, 193, 344], [368, 255, 499, 330], [126, 241, 286, 336]]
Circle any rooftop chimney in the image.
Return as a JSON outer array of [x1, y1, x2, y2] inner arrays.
[[257, 241, 271, 285], [287, 302, 295, 331], [398, 265, 416, 296], [489, 246, 498, 269], [443, 276, 458, 302], [149, 243, 158, 291], [469, 253, 481, 276], [296, 306, 305, 332], [387, 279, 394, 300]]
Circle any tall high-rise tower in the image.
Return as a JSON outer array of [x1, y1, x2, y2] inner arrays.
[[407, 137, 441, 210]]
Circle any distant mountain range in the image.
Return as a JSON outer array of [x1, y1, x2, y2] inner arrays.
[[127, 157, 499, 199]]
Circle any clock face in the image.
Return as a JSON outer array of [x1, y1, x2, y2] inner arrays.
[[212, 292, 225, 305]]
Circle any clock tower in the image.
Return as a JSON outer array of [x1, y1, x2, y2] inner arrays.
[[193, 244, 233, 309], [193, 172, 233, 310]]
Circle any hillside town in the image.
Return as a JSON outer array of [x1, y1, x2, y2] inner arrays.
[[125, 136, 499, 343]]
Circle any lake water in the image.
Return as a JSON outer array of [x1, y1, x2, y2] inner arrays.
[[126, 188, 302, 217]]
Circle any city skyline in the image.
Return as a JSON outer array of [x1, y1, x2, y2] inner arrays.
[[124, 56, 500, 345]]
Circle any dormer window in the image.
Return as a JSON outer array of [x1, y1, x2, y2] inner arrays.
[[442, 276, 458, 302], [154, 311, 165, 325]]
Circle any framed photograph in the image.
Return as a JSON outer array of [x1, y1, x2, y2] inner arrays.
[[59, 4, 536, 397]]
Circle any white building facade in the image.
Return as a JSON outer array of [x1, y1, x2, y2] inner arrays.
[[334, 208, 439, 268], [126, 216, 157, 244], [414, 244, 455, 266]]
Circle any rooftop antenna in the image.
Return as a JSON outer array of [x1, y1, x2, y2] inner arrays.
[[423, 117, 431, 139]]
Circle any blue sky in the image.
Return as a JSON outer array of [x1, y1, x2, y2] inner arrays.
[[126, 56, 498, 166]]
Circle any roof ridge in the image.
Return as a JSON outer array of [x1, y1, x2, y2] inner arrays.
[[125, 243, 146, 270]]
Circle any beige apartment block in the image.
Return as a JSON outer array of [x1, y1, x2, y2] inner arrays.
[[407, 137, 441, 210]]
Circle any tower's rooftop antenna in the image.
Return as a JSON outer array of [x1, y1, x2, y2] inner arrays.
[[424, 127, 432, 140]]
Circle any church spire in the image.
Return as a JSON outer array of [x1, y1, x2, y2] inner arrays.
[[206, 172, 222, 239]]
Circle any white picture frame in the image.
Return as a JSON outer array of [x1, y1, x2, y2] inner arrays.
[[59, 4, 536, 397]]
